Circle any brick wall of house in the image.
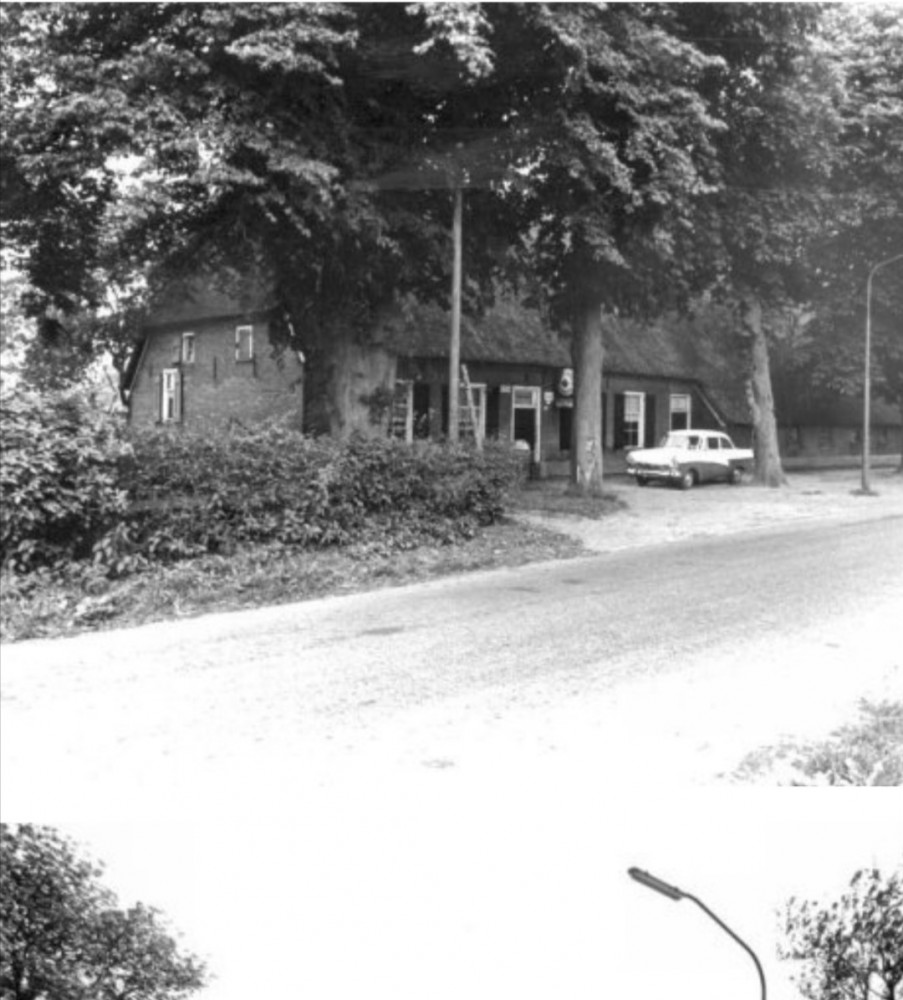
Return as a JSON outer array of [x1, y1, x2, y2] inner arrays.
[[128, 314, 305, 432]]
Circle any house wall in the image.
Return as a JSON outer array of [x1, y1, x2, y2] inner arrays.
[[128, 315, 305, 432], [394, 361, 730, 473]]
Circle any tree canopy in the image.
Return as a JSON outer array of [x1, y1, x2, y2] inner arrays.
[[782, 867, 903, 1000], [798, 3, 903, 428], [2, 2, 901, 479], [0, 824, 206, 1000]]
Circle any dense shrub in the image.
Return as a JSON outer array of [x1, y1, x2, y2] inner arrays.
[[121, 426, 525, 562], [0, 389, 130, 571], [2, 395, 525, 577]]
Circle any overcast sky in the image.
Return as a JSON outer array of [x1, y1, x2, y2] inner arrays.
[[63, 784, 902, 1000]]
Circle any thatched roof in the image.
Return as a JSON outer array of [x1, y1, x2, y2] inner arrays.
[[143, 274, 276, 328], [380, 299, 570, 367], [382, 298, 751, 423]]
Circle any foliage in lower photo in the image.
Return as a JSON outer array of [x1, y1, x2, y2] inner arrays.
[[0, 823, 207, 1000], [782, 867, 903, 1000]]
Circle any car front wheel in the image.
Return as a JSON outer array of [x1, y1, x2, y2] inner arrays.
[[679, 469, 696, 490], [636, 475, 649, 487]]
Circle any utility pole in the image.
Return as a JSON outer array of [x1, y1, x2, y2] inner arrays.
[[449, 181, 463, 443]]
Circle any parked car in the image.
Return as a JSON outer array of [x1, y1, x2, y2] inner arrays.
[[625, 430, 754, 489]]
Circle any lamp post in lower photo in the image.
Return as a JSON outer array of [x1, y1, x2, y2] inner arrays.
[[628, 867, 767, 1000]]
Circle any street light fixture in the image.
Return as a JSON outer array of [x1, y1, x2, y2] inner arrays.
[[861, 252, 903, 495], [627, 867, 767, 1000]]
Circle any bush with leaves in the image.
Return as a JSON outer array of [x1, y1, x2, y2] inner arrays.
[[121, 426, 525, 562], [0, 388, 131, 572], [0, 823, 206, 1000]]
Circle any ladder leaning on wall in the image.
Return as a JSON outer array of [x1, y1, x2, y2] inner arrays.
[[459, 363, 483, 451]]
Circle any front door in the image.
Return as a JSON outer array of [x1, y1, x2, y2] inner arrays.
[[511, 386, 541, 462]]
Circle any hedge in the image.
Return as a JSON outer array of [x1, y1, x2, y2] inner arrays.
[[121, 426, 525, 560], [1, 388, 525, 575]]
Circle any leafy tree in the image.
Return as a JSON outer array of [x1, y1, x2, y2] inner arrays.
[[781, 867, 903, 1000], [674, 3, 843, 486], [0, 824, 206, 1000], [0, 270, 103, 393], [7, 0, 889, 491], [0, 3, 499, 433], [1, 3, 730, 464], [798, 4, 903, 470], [480, 4, 725, 494]]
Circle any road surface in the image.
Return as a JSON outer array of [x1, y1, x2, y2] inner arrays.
[[2, 514, 901, 819]]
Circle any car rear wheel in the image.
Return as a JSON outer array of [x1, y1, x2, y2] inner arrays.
[[679, 469, 696, 490], [729, 466, 743, 485], [636, 475, 649, 487]]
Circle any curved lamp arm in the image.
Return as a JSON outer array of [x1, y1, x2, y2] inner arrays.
[[628, 867, 766, 1000]]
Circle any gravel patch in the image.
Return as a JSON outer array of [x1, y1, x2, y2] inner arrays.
[[516, 468, 903, 554]]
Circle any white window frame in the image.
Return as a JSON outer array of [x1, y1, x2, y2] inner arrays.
[[670, 393, 691, 430], [623, 391, 645, 448], [160, 368, 181, 423], [181, 332, 196, 364], [235, 324, 254, 362], [511, 385, 541, 462]]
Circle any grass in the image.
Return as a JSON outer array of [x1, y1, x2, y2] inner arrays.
[[0, 507, 587, 643], [507, 480, 627, 519], [732, 700, 903, 786]]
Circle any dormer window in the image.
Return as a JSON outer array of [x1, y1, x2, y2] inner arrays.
[[235, 324, 254, 362], [181, 332, 196, 364]]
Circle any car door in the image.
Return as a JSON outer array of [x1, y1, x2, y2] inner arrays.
[[695, 435, 722, 481], [705, 435, 728, 481]]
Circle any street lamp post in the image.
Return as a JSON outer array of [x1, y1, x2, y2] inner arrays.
[[627, 867, 767, 1000], [861, 252, 903, 495]]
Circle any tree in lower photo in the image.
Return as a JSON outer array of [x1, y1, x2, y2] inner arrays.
[[781, 867, 903, 1000], [0, 824, 206, 1000]]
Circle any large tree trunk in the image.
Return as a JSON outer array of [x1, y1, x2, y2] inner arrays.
[[303, 325, 397, 438], [741, 299, 787, 488], [570, 300, 605, 496]]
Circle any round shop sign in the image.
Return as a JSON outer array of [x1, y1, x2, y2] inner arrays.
[[557, 367, 574, 397]]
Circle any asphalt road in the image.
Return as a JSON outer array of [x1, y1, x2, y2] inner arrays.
[[2, 513, 901, 819]]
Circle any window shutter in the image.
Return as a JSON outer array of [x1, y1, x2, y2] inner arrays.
[[158, 373, 164, 422], [486, 386, 500, 438], [173, 370, 182, 422], [614, 393, 626, 450], [644, 394, 657, 447]]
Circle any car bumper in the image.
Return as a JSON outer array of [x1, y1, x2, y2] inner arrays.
[[626, 466, 680, 480]]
